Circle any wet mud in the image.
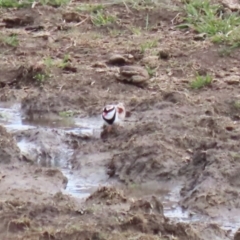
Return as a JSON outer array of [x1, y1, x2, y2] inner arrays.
[[0, 100, 239, 239]]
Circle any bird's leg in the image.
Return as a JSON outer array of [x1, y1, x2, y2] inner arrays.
[[106, 125, 113, 133]]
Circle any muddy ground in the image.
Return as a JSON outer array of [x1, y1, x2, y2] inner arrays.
[[1, 0, 240, 239]]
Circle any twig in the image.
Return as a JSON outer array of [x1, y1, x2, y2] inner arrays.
[[122, 0, 132, 13], [75, 16, 89, 27], [171, 13, 181, 25]]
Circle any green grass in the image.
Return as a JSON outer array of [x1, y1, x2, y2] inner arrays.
[[59, 111, 74, 118], [0, 0, 69, 8], [78, 4, 116, 27], [129, 26, 141, 35], [91, 11, 116, 26], [145, 65, 156, 77], [0, 0, 32, 8], [179, 0, 240, 46], [58, 54, 70, 69], [218, 46, 235, 57], [33, 73, 49, 84], [233, 100, 240, 109], [1, 34, 19, 47], [40, 0, 70, 7], [140, 40, 158, 53], [77, 3, 104, 13], [190, 74, 212, 89], [43, 57, 54, 69]]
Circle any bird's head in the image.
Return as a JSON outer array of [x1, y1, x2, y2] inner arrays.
[[102, 105, 116, 120]]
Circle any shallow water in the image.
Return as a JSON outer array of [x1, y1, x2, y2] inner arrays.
[[0, 102, 239, 235]]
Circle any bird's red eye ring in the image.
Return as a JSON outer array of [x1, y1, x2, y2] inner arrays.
[[117, 107, 124, 114]]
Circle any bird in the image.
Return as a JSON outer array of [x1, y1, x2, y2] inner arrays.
[[101, 102, 126, 132]]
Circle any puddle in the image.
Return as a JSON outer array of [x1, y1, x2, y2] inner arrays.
[[0, 102, 103, 197], [0, 102, 239, 235]]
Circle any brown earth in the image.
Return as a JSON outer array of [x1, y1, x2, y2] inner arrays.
[[1, 0, 240, 239]]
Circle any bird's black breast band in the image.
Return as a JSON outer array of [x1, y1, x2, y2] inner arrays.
[[103, 110, 116, 125]]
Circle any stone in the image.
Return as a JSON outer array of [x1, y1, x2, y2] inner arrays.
[[141, 56, 159, 69], [108, 54, 127, 66], [115, 65, 149, 85]]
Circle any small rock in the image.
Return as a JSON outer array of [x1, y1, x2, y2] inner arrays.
[[215, 70, 225, 78], [108, 54, 127, 66], [127, 54, 134, 59], [225, 126, 234, 131], [193, 33, 207, 41], [115, 65, 149, 85], [3, 15, 34, 28], [128, 49, 144, 61], [196, 68, 208, 76], [225, 76, 240, 85], [158, 50, 170, 60], [221, 0, 240, 11], [62, 64, 77, 73], [25, 25, 44, 32], [62, 12, 81, 22], [141, 56, 159, 68], [230, 67, 239, 72], [92, 62, 107, 68]]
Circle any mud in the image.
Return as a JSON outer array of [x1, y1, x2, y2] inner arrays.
[[1, 0, 240, 239]]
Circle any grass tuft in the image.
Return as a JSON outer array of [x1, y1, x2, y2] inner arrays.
[[77, 3, 104, 13], [0, 0, 69, 8], [78, 3, 116, 26], [179, 0, 240, 46], [0, 34, 19, 47], [190, 73, 212, 89], [145, 65, 156, 77], [233, 100, 240, 109], [40, 0, 70, 7], [91, 11, 116, 26], [0, 0, 32, 8], [33, 73, 49, 84], [59, 110, 74, 117], [140, 40, 158, 53]]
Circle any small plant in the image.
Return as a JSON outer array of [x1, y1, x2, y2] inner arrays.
[[145, 65, 156, 77], [1, 34, 19, 47], [218, 46, 234, 57], [109, 29, 122, 37], [59, 111, 74, 118], [145, 14, 149, 30], [58, 54, 70, 69], [40, 0, 70, 7], [77, 3, 104, 13], [0, 0, 33, 8], [230, 152, 240, 161], [0, 0, 68, 8], [233, 100, 240, 109], [44, 57, 54, 69], [130, 26, 141, 35], [178, 0, 240, 46], [33, 73, 48, 84], [140, 40, 158, 53], [190, 74, 212, 89], [125, 0, 158, 10], [91, 11, 116, 26]]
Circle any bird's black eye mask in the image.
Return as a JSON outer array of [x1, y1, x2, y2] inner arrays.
[[103, 106, 114, 113]]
